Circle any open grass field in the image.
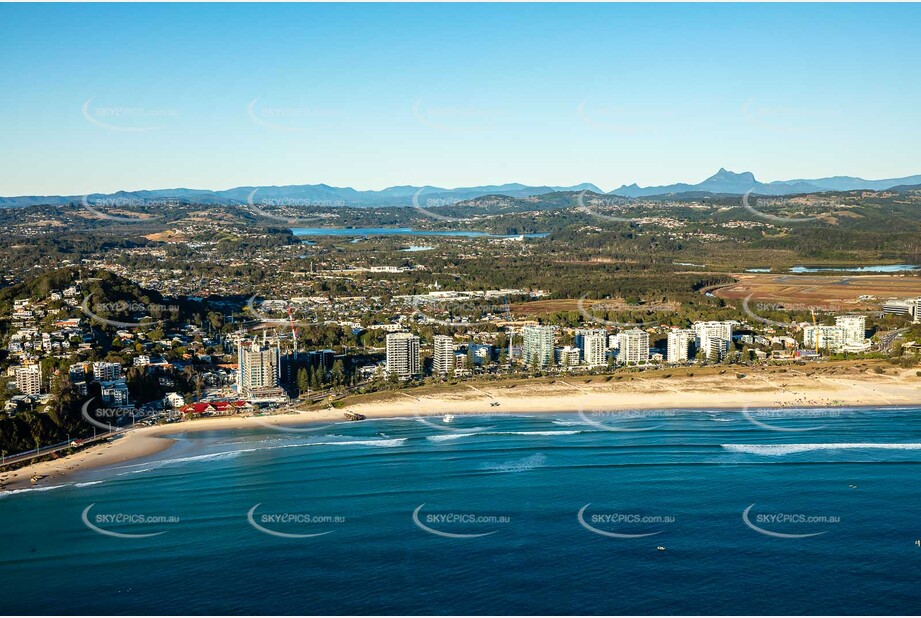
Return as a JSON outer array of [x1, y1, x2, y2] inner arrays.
[[714, 272, 921, 310]]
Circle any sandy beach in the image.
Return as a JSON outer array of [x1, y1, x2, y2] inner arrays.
[[3, 364, 920, 493]]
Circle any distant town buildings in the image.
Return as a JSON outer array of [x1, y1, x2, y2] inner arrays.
[[386, 332, 421, 378]]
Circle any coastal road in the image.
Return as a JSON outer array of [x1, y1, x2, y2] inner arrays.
[[879, 327, 909, 353], [1, 431, 119, 470]]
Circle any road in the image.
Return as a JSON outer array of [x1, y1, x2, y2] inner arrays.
[[879, 327, 909, 353], [1, 430, 119, 469]]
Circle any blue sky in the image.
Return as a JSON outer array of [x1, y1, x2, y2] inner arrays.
[[1, 3, 919, 195]]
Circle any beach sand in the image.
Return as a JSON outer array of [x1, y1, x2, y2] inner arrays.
[[3, 365, 919, 492]]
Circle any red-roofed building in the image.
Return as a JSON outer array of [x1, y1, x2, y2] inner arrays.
[[180, 400, 249, 417]]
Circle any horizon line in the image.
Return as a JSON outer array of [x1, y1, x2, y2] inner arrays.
[[5, 168, 921, 200]]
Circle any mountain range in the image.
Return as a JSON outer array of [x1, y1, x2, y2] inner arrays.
[[611, 168, 921, 197], [0, 183, 602, 209], [2, 170, 920, 209]]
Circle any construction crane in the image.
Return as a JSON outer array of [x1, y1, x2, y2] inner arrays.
[[287, 305, 298, 358], [505, 295, 513, 364], [810, 308, 819, 354]]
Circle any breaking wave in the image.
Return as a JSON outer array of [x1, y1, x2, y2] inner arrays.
[[723, 442, 921, 456]]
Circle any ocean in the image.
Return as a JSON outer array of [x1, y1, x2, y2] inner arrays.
[[2, 407, 921, 615]]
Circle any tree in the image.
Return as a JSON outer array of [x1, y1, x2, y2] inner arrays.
[[297, 367, 309, 396], [331, 360, 345, 387], [310, 366, 321, 390]]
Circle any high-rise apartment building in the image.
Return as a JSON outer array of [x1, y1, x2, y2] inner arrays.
[[521, 325, 554, 368], [15, 364, 41, 395], [237, 339, 281, 396], [619, 329, 650, 364], [433, 335, 455, 375], [666, 329, 695, 363], [386, 332, 421, 378], [575, 329, 608, 367]]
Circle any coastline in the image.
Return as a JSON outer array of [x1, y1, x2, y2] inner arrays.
[[4, 366, 920, 493]]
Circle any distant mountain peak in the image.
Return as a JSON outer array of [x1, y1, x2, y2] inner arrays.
[[707, 168, 756, 183]]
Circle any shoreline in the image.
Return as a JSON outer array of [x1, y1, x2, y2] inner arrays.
[[4, 367, 920, 493]]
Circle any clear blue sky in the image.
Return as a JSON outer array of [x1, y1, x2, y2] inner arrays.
[[1, 3, 919, 196]]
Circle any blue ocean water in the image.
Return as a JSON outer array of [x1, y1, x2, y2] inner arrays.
[[2, 407, 921, 615]]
